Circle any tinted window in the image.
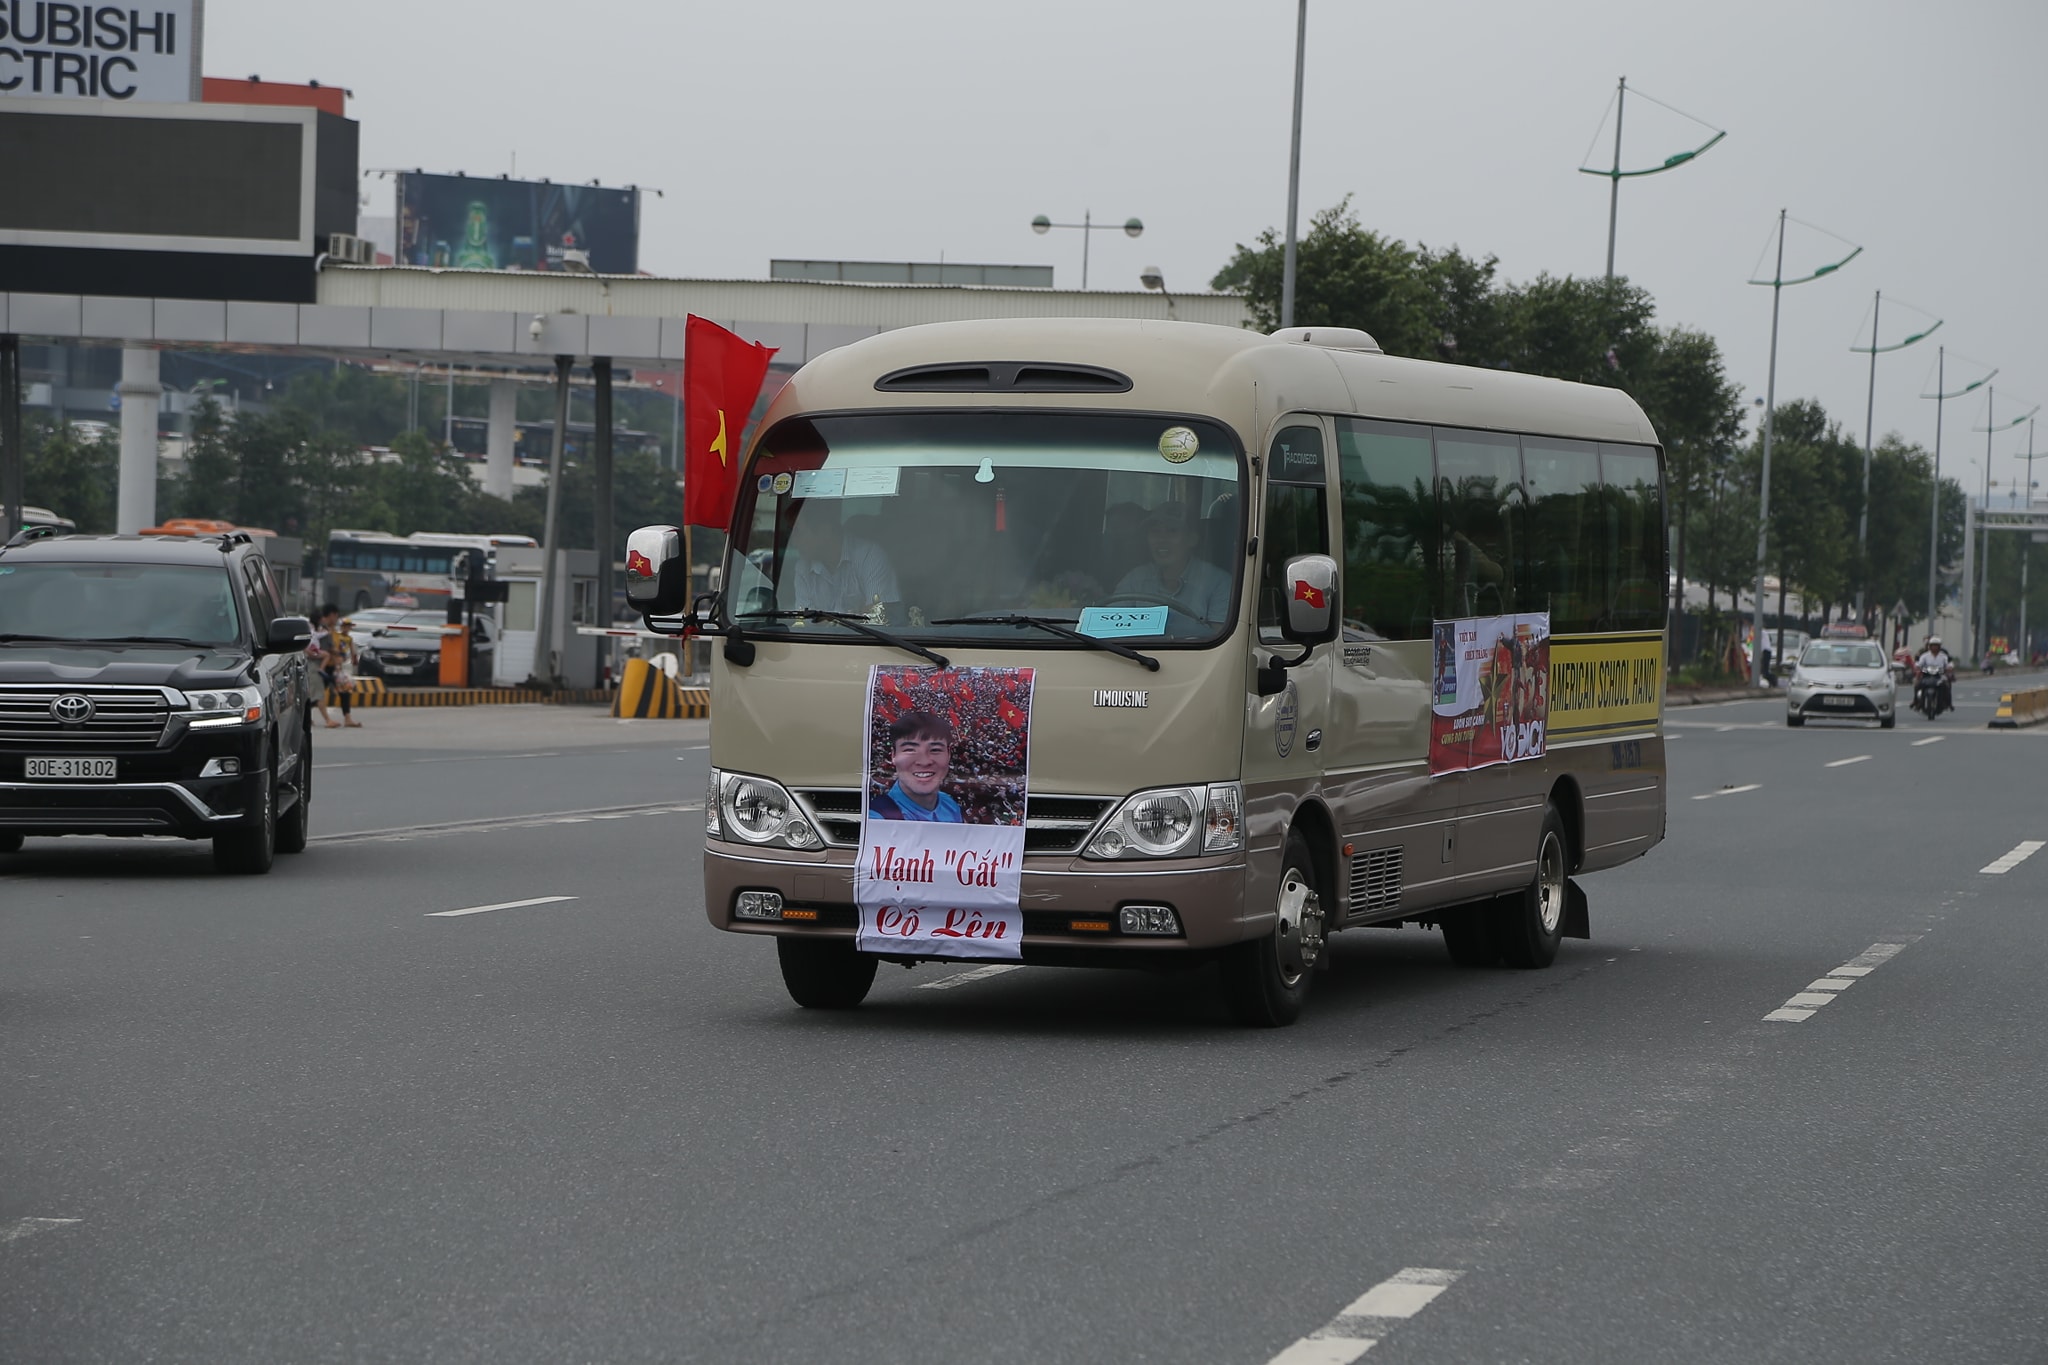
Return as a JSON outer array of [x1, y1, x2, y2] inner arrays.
[[1259, 426, 1330, 642], [1598, 444, 1665, 632], [1520, 437, 1601, 633], [1435, 429, 1523, 621], [1336, 418, 1435, 641], [0, 563, 242, 647]]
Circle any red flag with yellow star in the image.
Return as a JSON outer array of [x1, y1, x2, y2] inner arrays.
[[682, 316, 778, 529]]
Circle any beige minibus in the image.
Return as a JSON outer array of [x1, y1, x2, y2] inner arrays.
[[627, 318, 1667, 1026]]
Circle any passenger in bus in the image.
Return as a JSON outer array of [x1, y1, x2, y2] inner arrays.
[[787, 511, 900, 616], [868, 711, 965, 823], [1113, 503, 1232, 623]]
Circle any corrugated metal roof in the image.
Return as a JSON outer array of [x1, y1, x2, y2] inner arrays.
[[314, 265, 1250, 329]]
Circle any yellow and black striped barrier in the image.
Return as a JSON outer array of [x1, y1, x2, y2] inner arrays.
[[611, 657, 708, 718], [324, 680, 618, 709], [1989, 687, 2048, 729]]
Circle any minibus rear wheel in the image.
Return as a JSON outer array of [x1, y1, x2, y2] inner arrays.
[[1222, 830, 1324, 1027], [777, 936, 878, 1009], [1491, 804, 1568, 969]]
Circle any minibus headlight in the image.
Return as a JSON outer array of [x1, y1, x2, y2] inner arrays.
[[1088, 783, 1241, 859], [723, 775, 793, 844]]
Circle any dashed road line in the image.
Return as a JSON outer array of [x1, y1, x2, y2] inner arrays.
[[1912, 736, 1945, 746], [1765, 940, 1915, 1022], [429, 895, 579, 919], [1825, 754, 1872, 768], [916, 963, 1024, 990], [0, 1217, 80, 1245], [1264, 1267, 1463, 1364], [1691, 784, 1762, 801], [1981, 841, 2045, 875]]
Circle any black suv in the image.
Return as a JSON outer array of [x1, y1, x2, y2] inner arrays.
[[0, 530, 315, 873]]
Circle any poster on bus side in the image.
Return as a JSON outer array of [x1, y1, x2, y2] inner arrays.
[[1430, 612, 1550, 775], [855, 665, 1035, 960]]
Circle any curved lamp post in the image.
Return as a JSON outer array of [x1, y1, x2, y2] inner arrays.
[[1848, 293, 1941, 617], [1968, 391, 2040, 660], [1579, 77, 1727, 280], [1030, 212, 1142, 291], [1748, 210, 1861, 685], [1921, 349, 1995, 629]]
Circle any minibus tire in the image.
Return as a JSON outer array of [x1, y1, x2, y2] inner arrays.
[[1222, 831, 1322, 1027], [1492, 805, 1568, 969], [777, 937, 878, 1009]]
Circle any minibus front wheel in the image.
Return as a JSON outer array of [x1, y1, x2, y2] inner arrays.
[[777, 937, 879, 1010], [1222, 830, 1325, 1028]]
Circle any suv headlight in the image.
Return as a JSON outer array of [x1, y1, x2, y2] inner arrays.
[[1087, 782, 1243, 859], [708, 769, 820, 851], [182, 688, 262, 728]]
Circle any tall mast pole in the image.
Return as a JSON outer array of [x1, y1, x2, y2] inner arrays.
[[1856, 290, 1880, 621], [1927, 346, 1945, 631], [1751, 209, 1787, 685], [1605, 77, 1626, 281], [1280, 0, 1308, 328]]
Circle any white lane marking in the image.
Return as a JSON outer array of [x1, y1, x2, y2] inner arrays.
[[0, 1217, 80, 1245], [1266, 1268, 1463, 1365], [916, 963, 1024, 990], [1981, 840, 2046, 875], [1825, 754, 1872, 768], [1691, 784, 1762, 801], [428, 895, 578, 919], [1766, 940, 1915, 1022], [1912, 736, 1945, 747], [313, 803, 701, 846]]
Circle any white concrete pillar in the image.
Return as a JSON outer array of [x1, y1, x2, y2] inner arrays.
[[485, 379, 517, 501], [116, 348, 163, 534]]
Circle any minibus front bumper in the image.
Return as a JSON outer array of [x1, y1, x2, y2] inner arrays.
[[704, 843, 1253, 956]]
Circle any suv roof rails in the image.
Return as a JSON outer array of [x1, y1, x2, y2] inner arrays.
[[4, 524, 72, 549], [212, 531, 255, 552]]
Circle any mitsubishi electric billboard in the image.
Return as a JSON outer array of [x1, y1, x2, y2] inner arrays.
[[397, 173, 640, 274], [0, 1, 204, 101]]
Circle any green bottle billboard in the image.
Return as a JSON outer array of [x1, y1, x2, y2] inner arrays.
[[396, 173, 640, 274]]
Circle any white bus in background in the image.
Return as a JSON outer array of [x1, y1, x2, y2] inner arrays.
[[323, 530, 537, 612]]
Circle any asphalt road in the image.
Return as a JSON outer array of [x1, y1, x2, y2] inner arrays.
[[3, 677, 2045, 1364]]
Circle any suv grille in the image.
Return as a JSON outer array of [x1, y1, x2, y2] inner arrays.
[[0, 687, 172, 746], [791, 789, 1115, 855]]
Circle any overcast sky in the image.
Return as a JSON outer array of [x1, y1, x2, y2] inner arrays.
[[215, 0, 2048, 497]]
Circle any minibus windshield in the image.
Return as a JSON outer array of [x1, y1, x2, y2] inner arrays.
[[726, 412, 1244, 645]]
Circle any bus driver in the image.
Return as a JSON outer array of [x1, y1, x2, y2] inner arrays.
[[788, 511, 900, 616], [1114, 502, 1232, 624]]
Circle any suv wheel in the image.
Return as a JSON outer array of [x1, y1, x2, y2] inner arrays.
[[214, 764, 277, 875], [275, 735, 312, 855]]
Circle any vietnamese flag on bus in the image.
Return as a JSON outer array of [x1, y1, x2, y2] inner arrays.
[[682, 316, 778, 530]]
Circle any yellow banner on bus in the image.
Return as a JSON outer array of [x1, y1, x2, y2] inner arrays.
[[1546, 633, 1663, 737]]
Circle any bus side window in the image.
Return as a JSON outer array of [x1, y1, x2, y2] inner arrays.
[[1258, 426, 1329, 643], [1336, 418, 1435, 640], [1520, 437, 1600, 633], [1598, 444, 1665, 632], [1434, 429, 1524, 621]]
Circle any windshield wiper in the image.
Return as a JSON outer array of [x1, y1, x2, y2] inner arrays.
[[736, 610, 950, 670], [930, 614, 1159, 671], [86, 636, 215, 647], [0, 634, 76, 644]]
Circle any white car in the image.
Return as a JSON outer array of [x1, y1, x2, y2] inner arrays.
[[1786, 639, 1896, 728]]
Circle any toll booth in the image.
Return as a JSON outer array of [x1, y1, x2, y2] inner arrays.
[[493, 546, 599, 687]]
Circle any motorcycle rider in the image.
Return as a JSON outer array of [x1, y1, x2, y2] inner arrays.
[[1913, 636, 1955, 716]]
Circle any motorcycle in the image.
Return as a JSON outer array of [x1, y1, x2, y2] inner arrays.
[[1913, 662, 1954, 718]]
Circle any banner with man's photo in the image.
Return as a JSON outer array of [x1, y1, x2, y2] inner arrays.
[[854, 665, 1036, 960], [1430, 612, 1551, 775]]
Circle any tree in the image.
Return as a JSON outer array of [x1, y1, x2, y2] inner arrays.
[[22, 419, 120, 532], [1210, 198, 1435, 350]]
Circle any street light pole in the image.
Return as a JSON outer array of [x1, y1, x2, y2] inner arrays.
[[1849, 293, 1941, 622], [2022, 418, 2037, 662], [1923, 350, 1995, 636], [1280, 0, 1308, 328], [1750, 211, 1788, 687], [1604, 76, 1625, 281], [1979, 387, 1993, 663]]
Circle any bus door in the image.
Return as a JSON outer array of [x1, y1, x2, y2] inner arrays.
[[1244, 421, 1334, 903], [1323, 416, 1441, 924]]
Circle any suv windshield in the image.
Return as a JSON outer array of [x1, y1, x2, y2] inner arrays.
[[0, 562, 241, 647], [1800, 642, 1883, 670], [726, 412, 1244, 644]]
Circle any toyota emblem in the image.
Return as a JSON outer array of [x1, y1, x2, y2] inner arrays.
[[50, 694, 96, 725]]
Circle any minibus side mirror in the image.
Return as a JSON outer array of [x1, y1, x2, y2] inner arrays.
[[624, 525, 690, 617], [1281, 554, 1339, 646]]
